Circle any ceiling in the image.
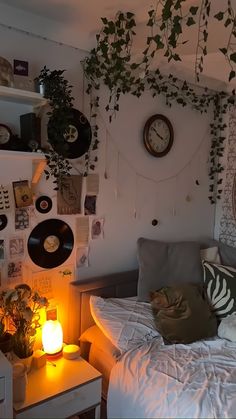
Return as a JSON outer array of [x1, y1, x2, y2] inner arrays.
[[0, 0, 236, 89]]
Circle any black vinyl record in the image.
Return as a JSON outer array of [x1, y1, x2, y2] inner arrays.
[[35, 196, 52, 214], [0, 214, 7, 231], [27, 219, 74, 269], [47, 108, 92, 159]]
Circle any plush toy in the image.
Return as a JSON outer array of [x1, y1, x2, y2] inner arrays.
[[218, 312, 236, 342]]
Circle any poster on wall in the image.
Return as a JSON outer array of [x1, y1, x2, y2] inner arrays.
[[8, 261, 22, 283], [15, 208, 29, 230], [76, 247, 89, 268], [32, 270, 53, 299], [12, 180, 33, 208], [86, 174, 99, 195], [91, 217, 104, 239], [84, 195, 97, 215], [57, 175, 82, 214], [76, 217, 89, 246], [8, 236, 25, 259]]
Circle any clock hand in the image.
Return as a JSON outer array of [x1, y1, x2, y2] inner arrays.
[[151, 127, 164, 141]]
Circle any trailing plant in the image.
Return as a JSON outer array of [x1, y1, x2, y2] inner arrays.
[[82, 2, 236, 203]]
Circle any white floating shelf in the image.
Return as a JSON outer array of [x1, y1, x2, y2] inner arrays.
[[0, 85, 47, 107], [0, 150, 46, 160], [0, 150, 47, 185]]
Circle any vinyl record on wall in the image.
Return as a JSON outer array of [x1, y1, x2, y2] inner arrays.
[[35, 196, 52, 214], [27, 219, 74, 269], [0, 214, 7, 231], [47, 108, 92, 159]]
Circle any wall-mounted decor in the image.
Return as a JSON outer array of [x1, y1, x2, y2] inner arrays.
[[13, 59, 28, 77], [57, 175, 82, 215], [12, 180, 33, 208], [47, 108, 91, 159], [27, 219, 74, 269], [143, 114, 174, 157], [35, 196, 52, 214]]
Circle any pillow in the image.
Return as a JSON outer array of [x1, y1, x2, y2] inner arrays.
[[89, 296, 159, 353], [218, 242, 236, 268], [79, 325, 121, 359], [200, 246, 221, 264], [80, 325, 120, 358], [150, 284, 217, 344], [218, 313, 236, 342], [137, 238, 202, 302], [203, 260, 236, 319]]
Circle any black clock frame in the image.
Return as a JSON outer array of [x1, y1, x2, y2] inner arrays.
[[143, 114, 174, 157]]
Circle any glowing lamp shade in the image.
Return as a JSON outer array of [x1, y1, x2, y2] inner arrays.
[[42, 320, 63, 355]]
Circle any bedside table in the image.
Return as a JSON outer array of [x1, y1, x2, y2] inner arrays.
[[14, 356, 102, 419]]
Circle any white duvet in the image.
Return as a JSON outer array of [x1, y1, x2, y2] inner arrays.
[[107, 336, 236, 418]]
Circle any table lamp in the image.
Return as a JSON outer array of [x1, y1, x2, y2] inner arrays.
[[42, 320, 63, 356]]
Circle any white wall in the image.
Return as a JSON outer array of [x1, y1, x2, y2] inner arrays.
[[0, 22, 215, 284]]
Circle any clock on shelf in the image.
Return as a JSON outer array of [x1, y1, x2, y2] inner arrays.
[[143, 114, 174, 157], [0, 123, 12, 148]]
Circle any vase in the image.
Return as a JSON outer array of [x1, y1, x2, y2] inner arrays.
[[13, 353, 33, 373]]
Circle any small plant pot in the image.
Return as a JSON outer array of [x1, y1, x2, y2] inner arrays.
[[0, 332, 13, 353]]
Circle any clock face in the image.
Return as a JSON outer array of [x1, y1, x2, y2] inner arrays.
[[143, 115, 173, 157], [0, 124, 11, 145]]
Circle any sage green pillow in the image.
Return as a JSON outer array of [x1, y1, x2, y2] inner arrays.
[[137, 238, 203, 302], [150, 284, 217, 344]]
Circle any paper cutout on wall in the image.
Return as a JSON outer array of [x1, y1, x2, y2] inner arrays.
[[8, 261, 22, 283], [84, 195, 97, 215], [15, 208, 29, 230], [86, 174, 99, 195], [76, 217, 89, 246], [12, 180, 33, 208], [57, 175, 83, 214], [0, 240, 4, 260], [76, 247, 89, 268], [91, 217, 104, 239], [8, 236, 25, 259]]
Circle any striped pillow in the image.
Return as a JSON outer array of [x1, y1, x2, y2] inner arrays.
[[202, 260, 236, 319]]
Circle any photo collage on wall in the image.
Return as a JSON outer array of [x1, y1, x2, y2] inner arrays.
[[0, 172, 104, 291]]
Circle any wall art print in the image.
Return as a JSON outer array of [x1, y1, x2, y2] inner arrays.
[[12, 180, 33, 208], [219, 105, 236, 247]]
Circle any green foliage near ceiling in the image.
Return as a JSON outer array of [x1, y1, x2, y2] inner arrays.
[[82, 1, 236, 204]]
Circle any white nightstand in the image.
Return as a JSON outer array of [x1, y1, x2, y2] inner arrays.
[[14, 356, 102, 419]]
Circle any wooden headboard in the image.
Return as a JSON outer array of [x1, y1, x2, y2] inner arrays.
[[67, 269, 138, 344]]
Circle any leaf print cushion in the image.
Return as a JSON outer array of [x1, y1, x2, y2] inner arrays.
[[202, 260, 236, 320]]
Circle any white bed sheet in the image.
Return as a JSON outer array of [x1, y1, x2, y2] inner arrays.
[[107, 336, 236, 418]]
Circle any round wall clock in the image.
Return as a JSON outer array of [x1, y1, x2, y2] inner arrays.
[[143, 114, 174, 157]]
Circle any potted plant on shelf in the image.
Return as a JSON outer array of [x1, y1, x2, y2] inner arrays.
[[0, 283, 48, 369]]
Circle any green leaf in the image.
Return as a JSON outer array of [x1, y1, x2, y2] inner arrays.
[[225, 18, 232, 27], [162, 0, 173, 21], [219, 47, 227, 55], [230, 52, 236, 63], [186, 17, 196, 26], [189, 6, 198, 15], [229, 70, 236, 81], [214, 12, 224, 21], [101, 17, 108, 24]]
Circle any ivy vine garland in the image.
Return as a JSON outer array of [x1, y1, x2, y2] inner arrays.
[[82, 2, 236, 204]]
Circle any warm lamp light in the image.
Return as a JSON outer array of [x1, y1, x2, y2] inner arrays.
[[42, 320, 63, 355]]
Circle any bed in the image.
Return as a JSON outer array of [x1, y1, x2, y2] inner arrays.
[[69, 238, 236, 418]]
